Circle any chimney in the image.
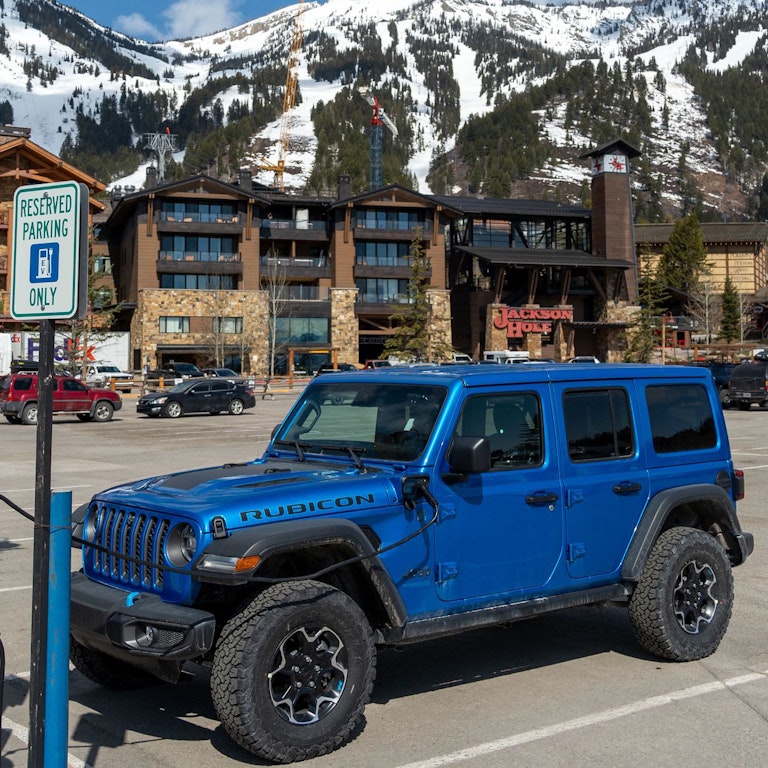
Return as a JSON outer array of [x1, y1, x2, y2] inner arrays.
[[145, 166, 158, 189], [338, 174, 351, 200], [580, 139, 641, 302], [238, 168, 253, 189]]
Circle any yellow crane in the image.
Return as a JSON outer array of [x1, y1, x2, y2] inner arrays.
[[260, 0, 305, 191]]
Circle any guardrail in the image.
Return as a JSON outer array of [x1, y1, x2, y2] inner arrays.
[[89, 375, 312, 395]]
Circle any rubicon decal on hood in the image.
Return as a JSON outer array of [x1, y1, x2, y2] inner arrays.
[[240, 493, 377, 521]]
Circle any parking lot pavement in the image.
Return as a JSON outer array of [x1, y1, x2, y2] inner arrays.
[[0, 408, 767, 768]]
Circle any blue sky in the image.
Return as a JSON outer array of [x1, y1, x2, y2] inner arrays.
[[59, 1, 295, 41]]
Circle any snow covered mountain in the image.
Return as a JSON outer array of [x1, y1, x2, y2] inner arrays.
[[1, 0, 766, 218]]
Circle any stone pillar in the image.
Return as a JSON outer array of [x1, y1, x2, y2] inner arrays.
[[330, 288, 359, 362], [427, 288, 452, 359], [485, 304, 508, 351], [602, 301, 640, 362]]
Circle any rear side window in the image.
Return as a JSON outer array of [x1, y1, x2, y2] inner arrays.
[[11, 376, 33, 391], [563, 388, 634, 462], [646, 384, 716, 454]]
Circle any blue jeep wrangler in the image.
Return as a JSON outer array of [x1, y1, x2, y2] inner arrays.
[[69, 364, 753, 762]]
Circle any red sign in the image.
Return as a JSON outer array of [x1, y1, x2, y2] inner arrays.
[[494, 307, 573, 339]]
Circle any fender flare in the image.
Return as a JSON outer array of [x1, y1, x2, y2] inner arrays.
[[193, 517, 408, 627], [621, 484, 752, 581]]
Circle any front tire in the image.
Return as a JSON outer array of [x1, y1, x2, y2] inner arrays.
[[211, 580, 376, 763], [164, 401, 183, 418], [70, 638, 159, 689], [92, 402, 115, 422], [738, 401, 751, 411], [628, 527, 733, 661]]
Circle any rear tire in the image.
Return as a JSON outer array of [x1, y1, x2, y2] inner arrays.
[[211, 580, 376, 762], [628, 527, 733, 661], [21, 403, 38, 425], [228, 398, 244, 415]]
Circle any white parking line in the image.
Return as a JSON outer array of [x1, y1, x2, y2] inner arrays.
[[0, 715, 89, 768], [393, 672, 767, 768], [0, 585, 32, 593]]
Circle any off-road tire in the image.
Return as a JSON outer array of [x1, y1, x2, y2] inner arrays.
[[628, 527, 733, 661], [70, 637, 159, 689], [92, 401, 115, 422], [228, 398, 244, 415], [21, 402, 38, 425], [211, 580, 376, 763], [164, 401, 183, 418]]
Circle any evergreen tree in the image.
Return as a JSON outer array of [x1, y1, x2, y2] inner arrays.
[[383, 230, 453, 363], [657, 213, 709, 295], [624, 256, 666, 363], [719, 275, 741, 343]]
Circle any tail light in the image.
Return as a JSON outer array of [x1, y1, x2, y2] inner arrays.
[[733, 468, 745, 501]]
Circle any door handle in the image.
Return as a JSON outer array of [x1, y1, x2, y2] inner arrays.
[[525, 491, 558, 506], [613, 481, 642, 495]]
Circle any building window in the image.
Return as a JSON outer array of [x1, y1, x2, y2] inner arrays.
[[274, 317, 329, 345], [358, 209, 424, 230], [160, 201, 237, 223], [215, 316, 243, 334], [356, 278, 411, 303], [92, 256, 112, 274], [160, 274, 235, 290], [159, 316, 190, 333], [355, 241, 411, 266]]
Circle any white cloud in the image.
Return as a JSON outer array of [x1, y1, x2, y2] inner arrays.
[[114, 13, 162, 41], [162, 0, 244, 39]]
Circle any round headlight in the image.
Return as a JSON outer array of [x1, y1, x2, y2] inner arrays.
[[167, 523, 197, 566]]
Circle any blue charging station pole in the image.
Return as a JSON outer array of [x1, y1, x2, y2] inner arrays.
[[45, 490, 72, 762]]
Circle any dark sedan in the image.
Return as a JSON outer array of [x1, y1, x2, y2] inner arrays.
[[137, 379, 256, 418]]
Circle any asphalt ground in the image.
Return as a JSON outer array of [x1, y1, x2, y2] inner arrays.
[[0, 398, 766, 768]]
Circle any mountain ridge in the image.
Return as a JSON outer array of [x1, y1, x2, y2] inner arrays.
[[0, 0, 765, 220]]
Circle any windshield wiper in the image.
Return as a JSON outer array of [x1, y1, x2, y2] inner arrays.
[[273, 439, 306, 461]]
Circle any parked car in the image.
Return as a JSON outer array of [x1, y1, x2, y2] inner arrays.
[[0, 373, 122, 425], [85, 363, 134, 393], [202, 367, 240, 379], [145, 362, 205, 381], [363, 359, 392, 369], [567, 356, 600, 363], [137, 378, 256, 418], [315, 362, 359, 376], [727, 359, 768, 410], [694, 361, 736, 409]]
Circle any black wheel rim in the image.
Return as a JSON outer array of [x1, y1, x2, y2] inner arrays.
[[673, 559, 718, 634], [268, 625, 347, 725]]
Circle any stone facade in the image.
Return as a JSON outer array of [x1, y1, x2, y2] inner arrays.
[[134, 288, 269, 373], [330, 288, 359, 362]]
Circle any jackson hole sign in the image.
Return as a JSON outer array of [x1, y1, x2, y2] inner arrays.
[[494, 307, 574, 338]]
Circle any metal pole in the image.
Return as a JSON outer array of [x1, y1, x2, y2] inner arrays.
[[45, 491, 72, 763], [28, 318, 55, 768]]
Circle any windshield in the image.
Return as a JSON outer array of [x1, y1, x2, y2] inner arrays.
[[274, 382, 447, 462], [99, 366, 120, 373]]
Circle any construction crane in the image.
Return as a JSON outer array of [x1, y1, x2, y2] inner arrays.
[[260, 0, 305, 191], [358, 86, 399, 190]]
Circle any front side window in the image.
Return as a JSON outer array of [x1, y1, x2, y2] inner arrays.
[[564, 388, 634, 462], [275, 383, 447, 462], [646, 384, 716, 453], [454, 393, 542, 470], [160, 316, 190, 333]]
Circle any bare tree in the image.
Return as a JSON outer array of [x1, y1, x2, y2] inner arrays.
[[261, 247, 291, 376], [687, 278, 721, 344]]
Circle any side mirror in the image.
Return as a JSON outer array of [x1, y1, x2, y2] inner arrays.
[[447, 436, 491, 475]]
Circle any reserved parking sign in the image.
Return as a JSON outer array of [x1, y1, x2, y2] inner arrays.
[[10, 181, 89, 320]]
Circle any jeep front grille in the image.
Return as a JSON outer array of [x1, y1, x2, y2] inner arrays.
[[87, 504, 171, 591]]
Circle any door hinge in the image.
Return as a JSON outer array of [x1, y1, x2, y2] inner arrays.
[[567, 542, 586, 562], [436, 562, 458, 582]]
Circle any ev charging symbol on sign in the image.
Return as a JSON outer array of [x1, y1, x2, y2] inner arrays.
[[30, 243, 60, 283], [10, 180, 89, 320]]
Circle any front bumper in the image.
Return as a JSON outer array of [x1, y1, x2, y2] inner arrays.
[[70, 571, 215, 662]]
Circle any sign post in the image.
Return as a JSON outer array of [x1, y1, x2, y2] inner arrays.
[[10, 180, 88, 768]]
